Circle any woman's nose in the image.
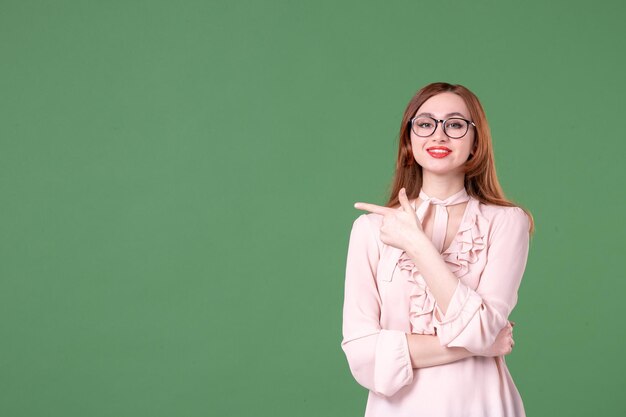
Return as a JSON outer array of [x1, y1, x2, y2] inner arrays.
[[431, 122, 449, 141]]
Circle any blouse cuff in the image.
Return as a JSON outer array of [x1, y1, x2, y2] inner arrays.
[[433, 281, 483, 346], [373, 329, 414, 397]]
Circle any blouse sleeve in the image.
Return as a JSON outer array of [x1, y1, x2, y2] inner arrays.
[[341, 214, 414, 397], [433, 206, 531, 355]]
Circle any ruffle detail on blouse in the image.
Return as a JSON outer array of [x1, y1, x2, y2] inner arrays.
[[442, 211, 489, 279], [397, 252, 436, 335], [396, 207, 488, 334]]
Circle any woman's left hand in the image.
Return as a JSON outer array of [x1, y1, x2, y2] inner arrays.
[[354, 188, 425, 251]]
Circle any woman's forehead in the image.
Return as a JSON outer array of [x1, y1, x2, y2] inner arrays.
[[417, 92, 469, 117]]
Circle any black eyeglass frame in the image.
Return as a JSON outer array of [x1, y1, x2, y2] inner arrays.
[[409, 116, 476, 139]]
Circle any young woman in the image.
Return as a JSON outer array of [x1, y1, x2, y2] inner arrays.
[[341, 82, 534, 416]]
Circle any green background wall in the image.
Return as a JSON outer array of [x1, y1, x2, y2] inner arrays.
[[1, 1, 624, 416]]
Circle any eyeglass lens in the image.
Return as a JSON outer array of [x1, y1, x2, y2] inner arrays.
[[412, 117, 470, 139]]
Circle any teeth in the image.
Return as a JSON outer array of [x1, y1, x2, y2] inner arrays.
[[429, 149, 450, 153]]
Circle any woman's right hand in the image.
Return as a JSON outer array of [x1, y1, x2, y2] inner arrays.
[[482, 321, 515, 357]]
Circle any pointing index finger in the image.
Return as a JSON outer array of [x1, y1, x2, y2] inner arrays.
[[354, 202, 393, 216]]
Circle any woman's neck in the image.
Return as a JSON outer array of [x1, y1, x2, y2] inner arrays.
[[421, 171, 466, 200]]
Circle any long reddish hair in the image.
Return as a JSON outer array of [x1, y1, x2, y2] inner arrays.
[[385, 82, 534, 234]]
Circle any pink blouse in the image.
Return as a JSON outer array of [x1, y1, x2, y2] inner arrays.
[[341, 195, 530, 417]]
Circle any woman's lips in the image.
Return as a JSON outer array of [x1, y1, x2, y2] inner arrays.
[[426, 147, 452, 158]]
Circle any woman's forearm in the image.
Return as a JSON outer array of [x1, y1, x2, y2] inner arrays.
[[404, 234, 460, 316], [406, 333, 473, 368], [407, 322, 514, 368]]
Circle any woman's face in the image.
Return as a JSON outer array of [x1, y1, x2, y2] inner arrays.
[[410, 92, 475, 177]]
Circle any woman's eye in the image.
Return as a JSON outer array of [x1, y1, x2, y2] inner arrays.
[[418, 122, 432, 128], [446, 121, 465, 129]]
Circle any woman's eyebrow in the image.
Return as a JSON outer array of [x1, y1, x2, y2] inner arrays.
[[415, 111, 468, 118]]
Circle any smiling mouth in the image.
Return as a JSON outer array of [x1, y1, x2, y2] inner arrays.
[[426, 147, 452, 158]]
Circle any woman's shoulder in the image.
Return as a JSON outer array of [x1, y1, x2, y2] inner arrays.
[[347, 213, 386, 254], [351, 212, 384, 233], [475, 199, 526, 217], [473, 199, 530, 235]]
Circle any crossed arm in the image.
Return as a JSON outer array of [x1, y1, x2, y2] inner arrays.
[[406, 323, 514, 369]]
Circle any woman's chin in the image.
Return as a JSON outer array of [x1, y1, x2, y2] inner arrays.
[[416, 162, 465, 177]]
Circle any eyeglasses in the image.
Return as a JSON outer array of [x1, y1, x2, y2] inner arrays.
[[410, 116, 476, 139]]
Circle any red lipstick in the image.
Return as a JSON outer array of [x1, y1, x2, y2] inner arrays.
[[426, 146, 452, 158]]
